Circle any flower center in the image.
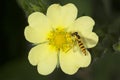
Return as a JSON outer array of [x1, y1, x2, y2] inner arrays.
[[47, 27, 74, 52]]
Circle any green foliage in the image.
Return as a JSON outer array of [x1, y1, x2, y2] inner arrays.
[[113, 41, 120, 52], [17, 0, 49, 16]]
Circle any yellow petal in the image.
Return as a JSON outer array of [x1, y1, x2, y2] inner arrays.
[[28, 44, 57, 75], [59, 46, 91, 75], [47, 3, 77, 28], [77, 50, 91, 67], [59, 51, 79, 75], [68, 16, 95, 32], [74, 16, 95, 32], [25, 12, 51, 43], [68, 16, 98, 48], [59, 46, 80, 75], [82, 32, 99, 48], [24, 26, 49, 43], [28, 12, 51, 29]]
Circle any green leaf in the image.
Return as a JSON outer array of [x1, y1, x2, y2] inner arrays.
[[113, 41, 120, 52], [17, 0, 49, 16]]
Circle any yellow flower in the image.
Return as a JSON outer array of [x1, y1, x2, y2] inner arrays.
[[24, 3, 98, 75]]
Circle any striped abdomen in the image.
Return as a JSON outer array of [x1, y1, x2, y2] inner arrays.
[[72, 32, 87, 55], [77, 38, 86, 55]]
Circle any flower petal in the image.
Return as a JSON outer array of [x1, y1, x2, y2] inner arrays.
[[28, 12, 51, 29], [77, 50, 91, 67], [59, 46, 91, 75], [68, 16, 95, 33], [24, 26, 49, 43], [74, 16, 95, 32], [47, 3, 77, 28], [28, 44, 57, 75], [25, 12, 51, 43], [82, 32, 99, 48], [59, 50, 80, 75]]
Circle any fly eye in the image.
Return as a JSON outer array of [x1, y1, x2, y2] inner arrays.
[[74, 32, 78, 35], [72, 32, 77, 35]]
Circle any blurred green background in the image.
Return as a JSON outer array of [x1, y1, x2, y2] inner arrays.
[[1, 0, 120, 80]]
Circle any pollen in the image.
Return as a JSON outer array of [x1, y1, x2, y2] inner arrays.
[[47, 27, 74, 52]]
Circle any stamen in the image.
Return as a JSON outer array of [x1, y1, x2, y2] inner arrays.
[[47, 27, 74, 52]]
